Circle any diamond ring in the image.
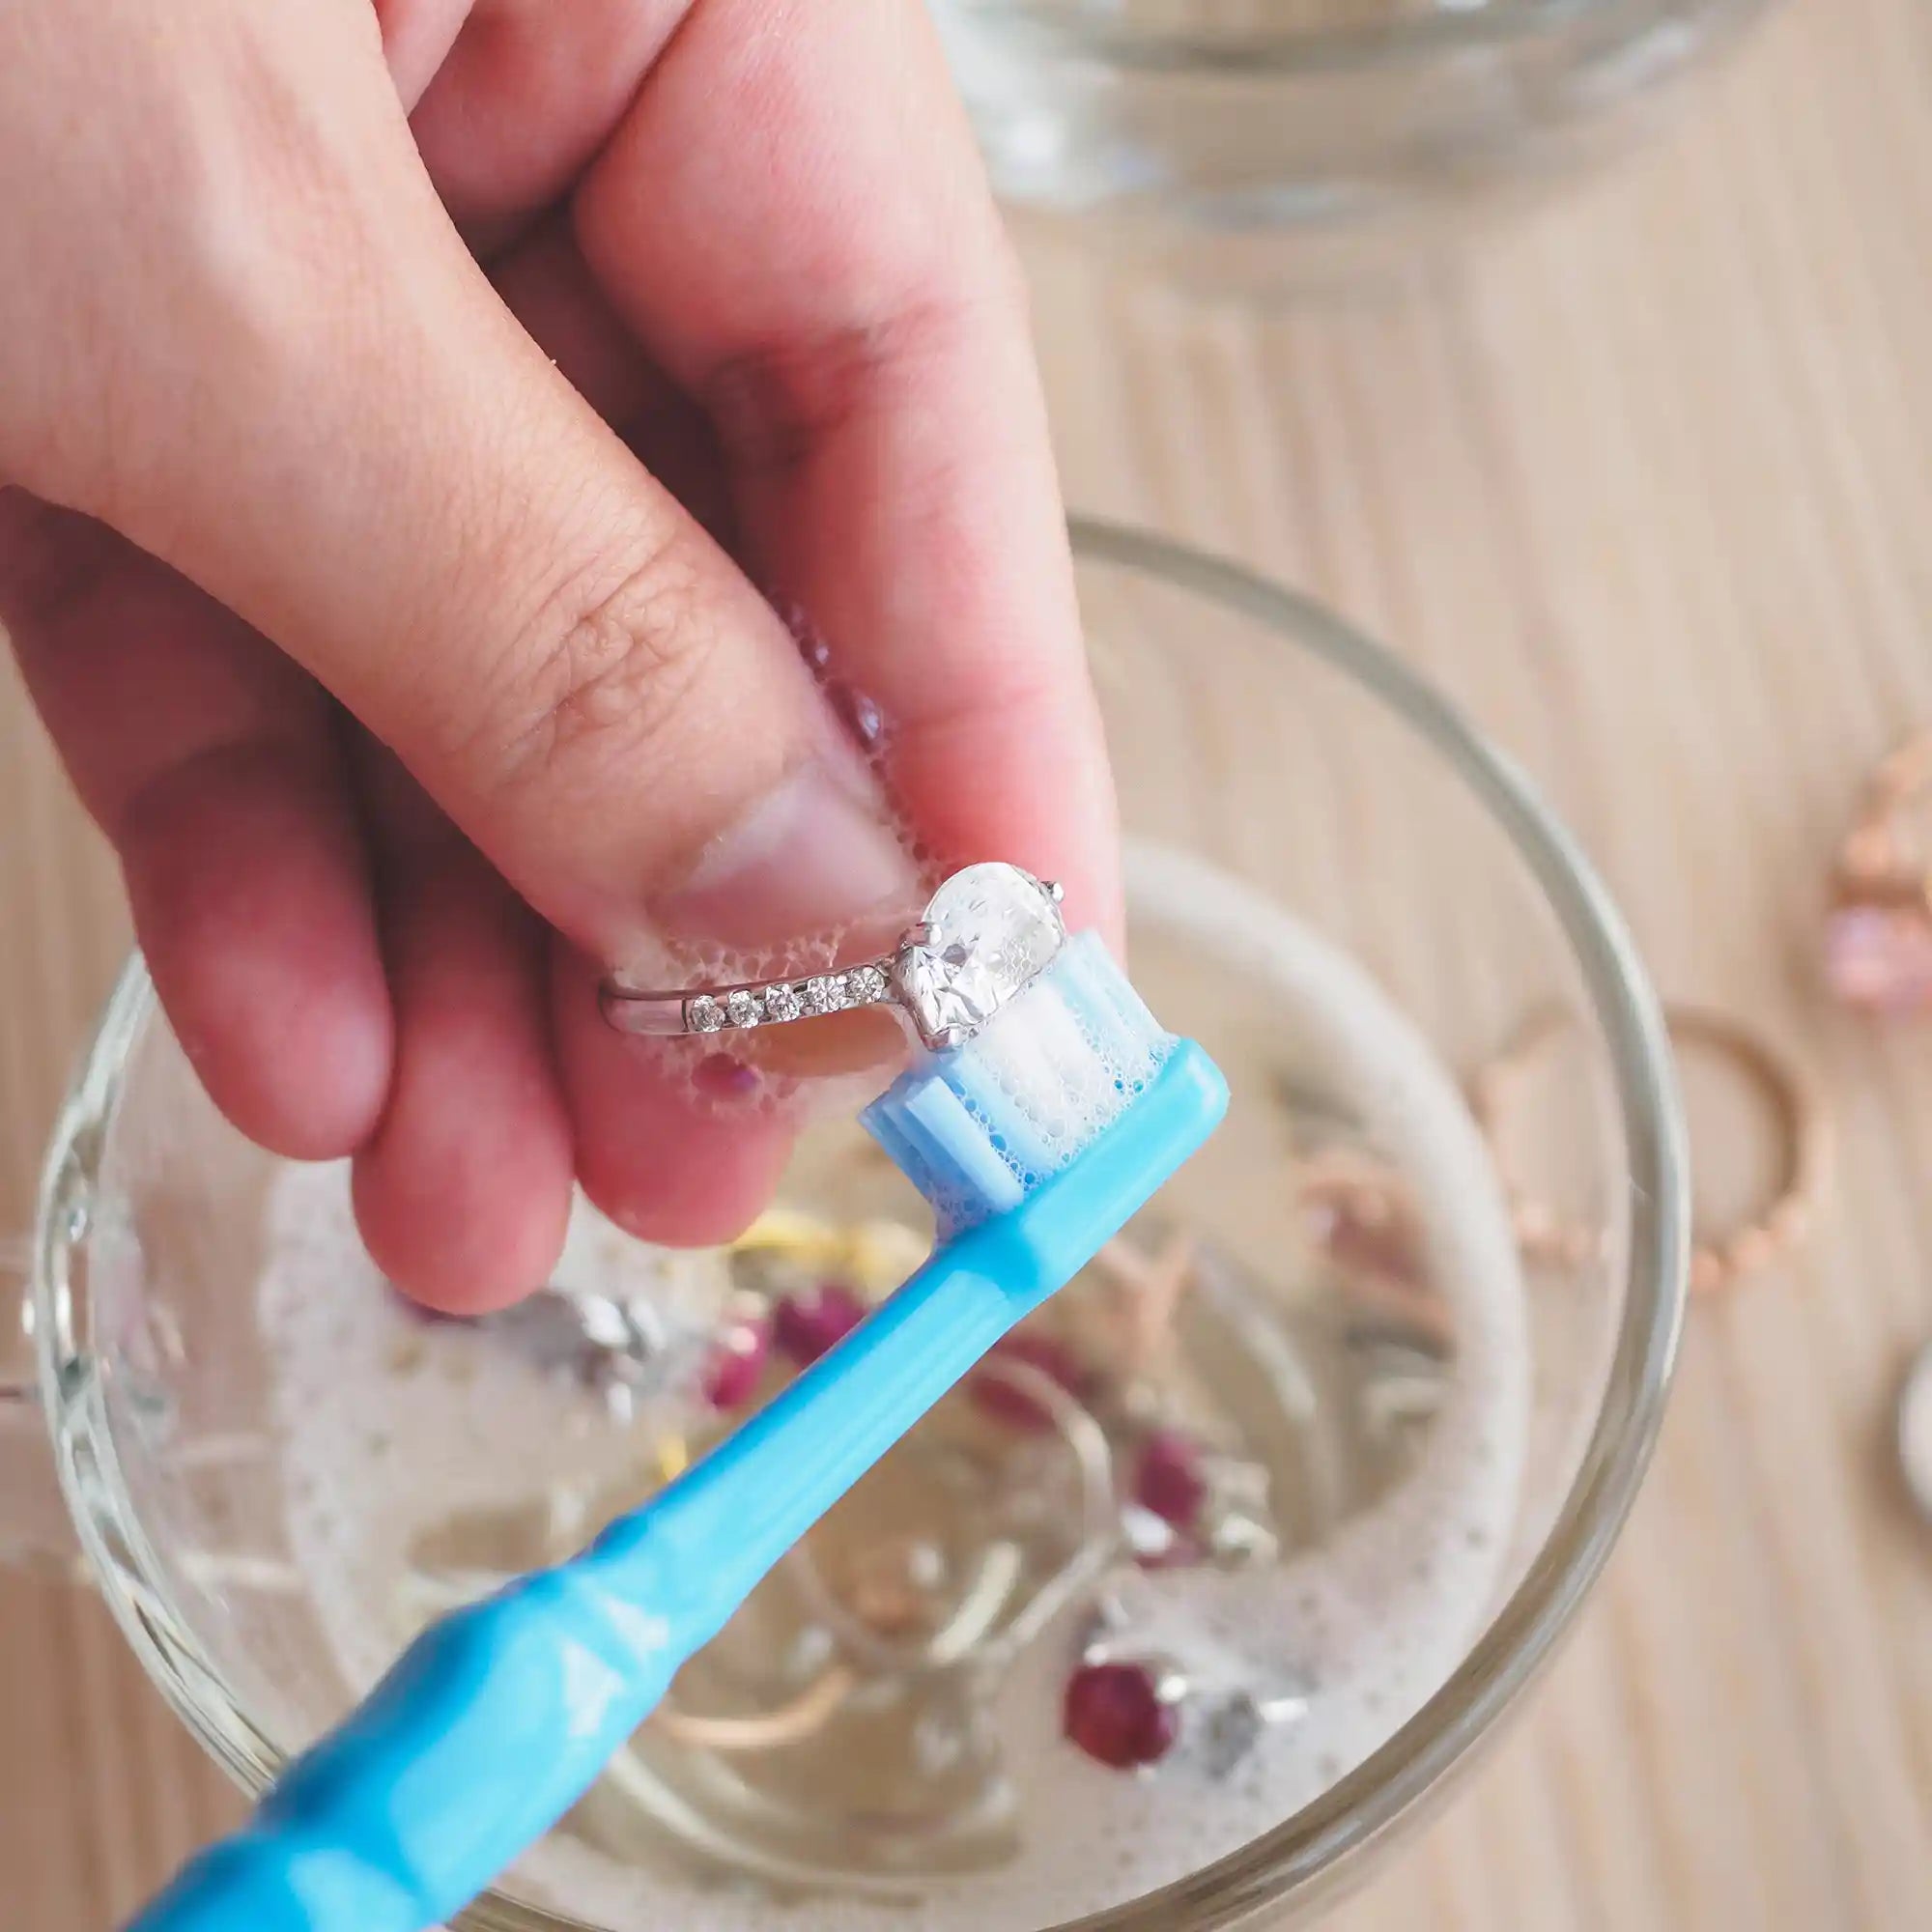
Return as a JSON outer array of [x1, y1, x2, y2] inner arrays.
[[600, 862, 1066, 1053]]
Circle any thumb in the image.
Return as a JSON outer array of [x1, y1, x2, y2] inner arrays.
[[53, 32, 916, 982]]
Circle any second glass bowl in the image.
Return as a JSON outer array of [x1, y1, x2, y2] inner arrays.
[[932, 0, 1778, 290]]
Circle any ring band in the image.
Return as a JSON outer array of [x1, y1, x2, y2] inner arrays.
[[599, 862, 1066, 1053], [1471, 1003, 1831, 1293], [1834, 726, 1932, 896], [601, 956, 900, 1039], [1665, 1008, 1831, 1294]]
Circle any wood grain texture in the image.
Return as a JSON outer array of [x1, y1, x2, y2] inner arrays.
[[2, 0, 1929, 1923]]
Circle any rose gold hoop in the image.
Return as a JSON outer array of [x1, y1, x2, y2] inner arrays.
[[1835, 727, 1932, 895], [1468, 1007, 1610, 1271], [1472, 1005, 1831, 1295]]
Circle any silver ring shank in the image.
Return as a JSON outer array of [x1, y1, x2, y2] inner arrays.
[[600, 956, 901, 1038]]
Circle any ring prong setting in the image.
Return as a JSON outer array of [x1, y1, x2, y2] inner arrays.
[[601, 860, 1066, 1051]]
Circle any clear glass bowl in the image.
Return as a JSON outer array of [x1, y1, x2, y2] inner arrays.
[[15, 520, 1686, 1928], [931, 0, 1777, 289]]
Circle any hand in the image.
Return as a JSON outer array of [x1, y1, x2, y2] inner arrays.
[[0, 0, 1119, 1311]]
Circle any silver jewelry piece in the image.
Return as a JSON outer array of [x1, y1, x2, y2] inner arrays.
[[478, 1284, 694, 1424], [600, 861, 1066, 1052]]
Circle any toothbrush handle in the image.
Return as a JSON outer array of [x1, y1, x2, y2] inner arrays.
[[130, 1041, 1227, 1932], [125, 1559, 695, 1932], [127, 1257, 1026, 1932]]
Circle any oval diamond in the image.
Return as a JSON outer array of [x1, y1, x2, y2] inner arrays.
[[895, 863, 1065, 1047]]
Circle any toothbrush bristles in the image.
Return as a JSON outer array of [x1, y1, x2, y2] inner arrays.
[[861, 935, 1174, 1235]]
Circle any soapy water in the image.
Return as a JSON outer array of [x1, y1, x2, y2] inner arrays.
[[259, 844, 1527, 1929]]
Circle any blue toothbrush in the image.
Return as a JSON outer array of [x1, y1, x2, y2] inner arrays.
[[128, 892, 1227, 1932]]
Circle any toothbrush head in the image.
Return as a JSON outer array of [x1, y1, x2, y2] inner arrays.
[[863, 871, 1202, 1236]]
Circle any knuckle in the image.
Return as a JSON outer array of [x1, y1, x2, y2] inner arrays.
[[478, 530, 721, 804], [705, 265, 1027, 484]]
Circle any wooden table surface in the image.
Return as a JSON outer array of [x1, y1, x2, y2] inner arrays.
[[4, 0, 1931, 1923]]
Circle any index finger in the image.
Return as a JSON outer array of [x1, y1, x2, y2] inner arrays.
[[570, 0, 1122, 945]]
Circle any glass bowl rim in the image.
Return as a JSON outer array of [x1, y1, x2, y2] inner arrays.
[[932, 0, 1733, 76], [31, 513, 1688, 1931]]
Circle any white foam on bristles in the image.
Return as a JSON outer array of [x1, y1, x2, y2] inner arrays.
[[898, 1077, 1025, 1218], [1061, 932, 1161, 1051], [868, 934, 1172, 1229]]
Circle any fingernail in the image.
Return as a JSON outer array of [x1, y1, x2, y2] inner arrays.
[[655, 759, 916, 953]]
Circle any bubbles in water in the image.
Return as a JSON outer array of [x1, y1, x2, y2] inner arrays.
[[256, 848, 1529, 1932]]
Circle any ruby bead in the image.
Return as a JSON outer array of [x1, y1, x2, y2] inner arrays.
[[1133, 1427, 1208, 1529], [773, 1282, 867, 1365], [702, 1316, 771, 1409], [1062, 1661, 1179, 1769]]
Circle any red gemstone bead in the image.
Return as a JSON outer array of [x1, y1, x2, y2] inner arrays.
[[1062, 1661, 1179, 1769], [1133, 1428, 1208, 1529], [1824, 901, 1932, 1013], [702, 1316, 771, 1409], [969, 1331, 1086, 1430], [773, 1283, 867, 1365]]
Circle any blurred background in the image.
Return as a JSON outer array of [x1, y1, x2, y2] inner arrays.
[[4, 0, 1931, 1924]]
